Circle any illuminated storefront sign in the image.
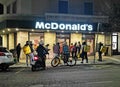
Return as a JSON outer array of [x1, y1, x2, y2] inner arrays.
[[112, 33, 117, 50], [35, 22, 93, 31]]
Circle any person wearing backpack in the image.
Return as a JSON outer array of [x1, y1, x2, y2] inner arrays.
[[23, 41, 34, 67], [63, 42, 70, 64], [81, 41, 88, 63]]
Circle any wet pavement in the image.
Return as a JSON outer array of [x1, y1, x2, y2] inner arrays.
[[11, 55, 120, 68]]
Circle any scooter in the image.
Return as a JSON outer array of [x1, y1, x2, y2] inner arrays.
[[31, 55, 43, 71]]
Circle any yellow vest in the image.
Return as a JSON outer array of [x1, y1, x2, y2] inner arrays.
[[23, 45, 31, 54]]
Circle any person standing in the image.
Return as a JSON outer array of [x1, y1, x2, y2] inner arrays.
[[77, 41, 81, 58], [53, 43, 60, 58], [69, 43, 74, 58], [63, 42, 69, 64], [73, 42, 77, 58], [98, 42, 103, 61], [81, 41, 88, 63], [23, 41, 34, 67], [16, 43, 21, 62], [36, 42, 47, 70], [45, 44, 50, 59]]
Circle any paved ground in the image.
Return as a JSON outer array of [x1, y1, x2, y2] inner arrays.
[[11, 55, 120, 68], [1, 55, 120, 87], [1, 64, 120, 87]]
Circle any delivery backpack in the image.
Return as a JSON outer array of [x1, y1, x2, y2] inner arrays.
[[84, 45, 90, 52], [100, 46, 107, 53]]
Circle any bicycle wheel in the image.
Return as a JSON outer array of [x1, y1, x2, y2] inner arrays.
[[51, 57, 60, 67], [67, 57, 76, 66]]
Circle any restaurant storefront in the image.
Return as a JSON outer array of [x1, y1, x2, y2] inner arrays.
[[0, 14, 111, 59]]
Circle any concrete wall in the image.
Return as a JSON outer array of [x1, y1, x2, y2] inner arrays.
[[69, 0, 84, 14], [20, 0, 32, 15], [2, 0, 116, 16]]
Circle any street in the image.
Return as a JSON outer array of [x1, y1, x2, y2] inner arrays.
[[0, 65, 120, 87]]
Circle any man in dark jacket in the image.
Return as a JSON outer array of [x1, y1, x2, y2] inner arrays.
[[16, 43, 21, 62], [98, 42, 103, 61], [81, 41, 88, 63], [36, 42, 47, 70]]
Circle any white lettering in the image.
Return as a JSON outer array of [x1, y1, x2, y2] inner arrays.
[[35, 22, 93, 31], [45, 23, 50, 29], [72, 24, 78, 30], [35, 22, 44, 29], [59, 24, 65, 30], [51, 23, 58, 29], [88, 25, 93, 31], [66, 24, 72, 30], [81, 24, 86, 30]]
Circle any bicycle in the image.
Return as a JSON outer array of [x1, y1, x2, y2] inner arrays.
[[51, 54, 77, 67]]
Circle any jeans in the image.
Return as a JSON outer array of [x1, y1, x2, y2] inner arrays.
[[26, 53, 34, 66]]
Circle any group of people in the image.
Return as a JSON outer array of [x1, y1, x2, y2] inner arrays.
[[70, 41, 89, 63], [15, 41, 48, 70], [14, 40, 105, 70], [22, 41, 48, 70], [53, 41, 89, 64]]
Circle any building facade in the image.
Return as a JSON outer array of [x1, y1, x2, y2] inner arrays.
[[0, 0, 118, 59]]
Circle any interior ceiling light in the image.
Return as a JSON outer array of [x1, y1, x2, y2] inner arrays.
[[16, 28, 19, 31], [101, 32, 104, 34], [76, 31, 78, 33], [32, 29, 34, 31], [2, 30, 5, 33], [8, 28, 10, 31], [47, 30, 50, 32]]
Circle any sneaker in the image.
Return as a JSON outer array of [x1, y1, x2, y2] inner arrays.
[[81, 62, 83, 63]]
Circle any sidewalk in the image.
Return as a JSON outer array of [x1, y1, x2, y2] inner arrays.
[[11, 55, 120, 68]]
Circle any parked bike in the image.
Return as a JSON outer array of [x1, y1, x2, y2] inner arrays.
[[51, 54, 77, 67]]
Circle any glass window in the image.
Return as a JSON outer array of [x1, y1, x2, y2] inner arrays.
[[7, 5, 11, 14], [12, 1, 17, 14], [58, 0, 68, 13], [29, 33, 44, 49], [84, 2, 93, 15], [56, 33, 70, 46], [0, 4, 3, 14]]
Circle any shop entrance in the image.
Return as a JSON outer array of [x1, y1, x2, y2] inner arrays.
[[29, 33, 44, 50], [56, 33, 70, 53], [82, 34, 95, 55]]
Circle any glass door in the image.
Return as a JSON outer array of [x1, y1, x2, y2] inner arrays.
[[56, 33, 70, 53], [82, 34, 95, 55]]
